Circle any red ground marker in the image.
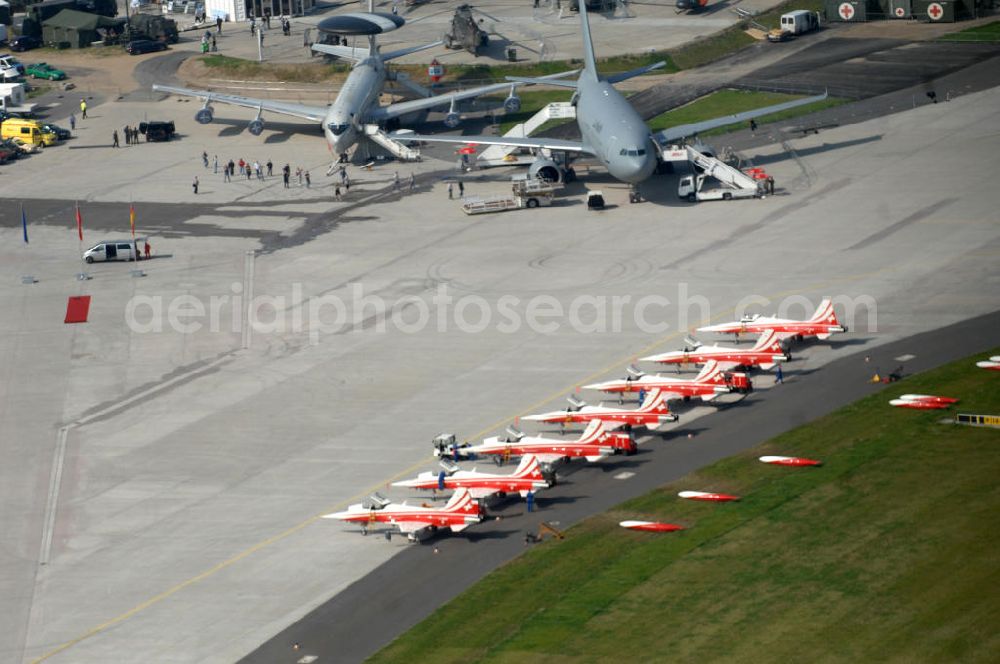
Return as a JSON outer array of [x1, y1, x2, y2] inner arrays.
[[64, 296, 91, 324]]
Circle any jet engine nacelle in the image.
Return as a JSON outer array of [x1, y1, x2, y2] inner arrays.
[[503, 94, 521, 114], [444, 112, 461, 129], [528, 158, 564, 184], [194, 106, 214, 124], [247, 119, 265, 136]]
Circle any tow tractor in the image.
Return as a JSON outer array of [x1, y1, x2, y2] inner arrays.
[[461, 175, 561, 215]]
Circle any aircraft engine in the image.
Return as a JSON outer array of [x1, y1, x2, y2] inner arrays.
[[194, 106, 214, 124], [247, 119, 265, 136], [528, 158, 564, 184], [503, 94, 521, 114], [444, 112, 461, 128]]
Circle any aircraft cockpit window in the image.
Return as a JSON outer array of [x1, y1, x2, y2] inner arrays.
[[328, 123, 350, 136], [621, 148, 646, 157]]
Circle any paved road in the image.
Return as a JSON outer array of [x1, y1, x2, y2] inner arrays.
[[242, 309, 1000, 663]]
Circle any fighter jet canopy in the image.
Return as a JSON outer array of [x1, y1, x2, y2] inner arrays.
[[316, 12, 405, 35]]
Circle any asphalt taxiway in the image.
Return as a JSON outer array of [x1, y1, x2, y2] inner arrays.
[[243, 310, 1000, 664]]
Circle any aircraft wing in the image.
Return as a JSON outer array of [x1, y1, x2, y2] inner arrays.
[[370, 82, 523, 122], [653, 92, 829, 145], [152, 84, 328, 123], [370, 70, 578, 122], [392, 520, 429, 534], [396, 132, 591, 154]]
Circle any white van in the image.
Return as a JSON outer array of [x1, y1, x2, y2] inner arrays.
[[83, 239, 142, 263], [779, 10, 820, 35]]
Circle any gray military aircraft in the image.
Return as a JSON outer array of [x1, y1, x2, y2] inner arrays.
[[400, 1, 826, 191], [152, 2, 539, 164]]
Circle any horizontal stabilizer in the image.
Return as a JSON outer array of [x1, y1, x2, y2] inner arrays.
[[605, 61, 667, 84], [381, 40, 443, 62], [654, 91, 829, 145], [505, 75, 578, 89], [310, 43, 368, 61]]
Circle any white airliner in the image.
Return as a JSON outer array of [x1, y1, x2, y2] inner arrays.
[[400, 2, 827, 189], [153, 3, 558, 162]]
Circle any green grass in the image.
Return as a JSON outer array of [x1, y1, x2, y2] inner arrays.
[[940, 20, 1000, 42], [647, 88, 847, 136], [370, 350, 1000, 663], [197, 54, 351, 82]]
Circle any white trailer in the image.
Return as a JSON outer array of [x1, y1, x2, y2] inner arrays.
[[0, 82, 36, 114], [461, 177, 561, 215]]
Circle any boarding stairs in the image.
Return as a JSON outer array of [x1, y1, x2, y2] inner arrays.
[[477, 102, 576, 167], [686, 145, 759, 192], [364, 124, 421, 162]]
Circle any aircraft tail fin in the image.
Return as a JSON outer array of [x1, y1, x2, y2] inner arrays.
[[579, 0, 600, 81], [514, 454, 544, 480], [638, 388, 666, 413], [444, 488, 477, 514], [577, 419, 605, 445], [809, 297, 836, 323], [752, 330, 784, 352], [695, 360, 724, 384]]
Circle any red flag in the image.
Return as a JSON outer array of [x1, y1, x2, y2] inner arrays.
[[75, 203, 83, 241], [129, 203, 136, 238]]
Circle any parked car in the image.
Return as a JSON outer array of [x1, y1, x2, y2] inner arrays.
[[10, 36, 42, 53], [139, 120, 175, 142], [0, 54, 25, 80], [83, 239, 142, 263], [26, 62, 66, 80], [0, 141, 17, 163], [7, 136, 41, 153], [125, 40, 168, 55], [41, 123, 71, 140]]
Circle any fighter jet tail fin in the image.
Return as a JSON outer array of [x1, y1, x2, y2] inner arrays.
[[579, 0, 600, 82]]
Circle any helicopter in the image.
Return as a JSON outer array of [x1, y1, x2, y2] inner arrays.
[[443, 4, 490, 56]]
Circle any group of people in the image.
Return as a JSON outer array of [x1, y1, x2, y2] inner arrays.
[[200, 31, 218, 53], [204, 154, 314, 189], [249, 14, 291, 36], [112, 125, 143, 147]]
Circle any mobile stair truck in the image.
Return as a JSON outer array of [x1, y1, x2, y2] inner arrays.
[[677, 145, 762, 202], [461, 176, 561, 215]]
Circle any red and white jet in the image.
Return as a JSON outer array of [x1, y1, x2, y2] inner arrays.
[[323, 488, 482, 542], [583, 360, 732, 401], [521, 388, 679, 432], [436, 420, 633, 465], [698, 297, 847, 340], [640, 330, 789, 371], [392, 454, 551, 500], [976, 355, 1000, 371]]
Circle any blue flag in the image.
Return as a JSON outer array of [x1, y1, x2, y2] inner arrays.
[[21, 204, 28, 244]]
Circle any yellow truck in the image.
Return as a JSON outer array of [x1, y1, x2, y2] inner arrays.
[[1, 117, 57, 147]]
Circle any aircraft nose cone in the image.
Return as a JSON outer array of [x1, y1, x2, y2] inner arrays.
[[617, 155, 657, 184]]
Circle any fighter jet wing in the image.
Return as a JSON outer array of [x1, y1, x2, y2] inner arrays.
[[395, 132, 592, 154], [152, 84, 328, 123], [653, 91, 829, 145], [392, 520, 429, 534]]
